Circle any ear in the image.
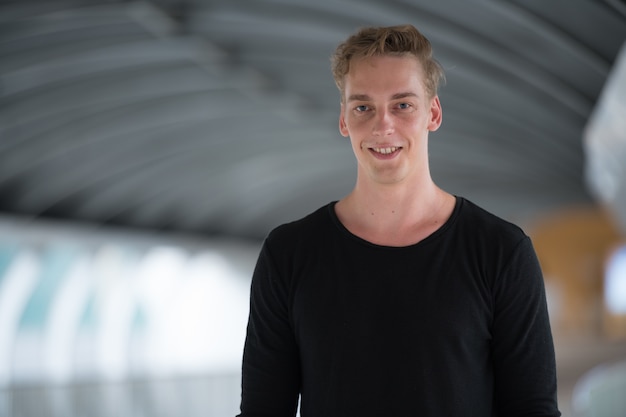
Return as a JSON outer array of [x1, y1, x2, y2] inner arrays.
[[427, 96, 443, 132], [339, 104, 349, 137]]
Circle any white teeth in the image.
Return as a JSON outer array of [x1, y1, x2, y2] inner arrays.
[[373, 147, 398, 155]]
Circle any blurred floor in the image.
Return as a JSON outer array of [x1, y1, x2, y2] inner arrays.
[[555, 334, 626, 417], [0, 336, 624, 416]]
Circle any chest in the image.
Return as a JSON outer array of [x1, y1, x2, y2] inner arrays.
[[290, 244, 494, 353]]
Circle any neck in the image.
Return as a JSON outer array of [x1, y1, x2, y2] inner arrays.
[[335, 176, 455, 246], [349, 178, 444, 224]]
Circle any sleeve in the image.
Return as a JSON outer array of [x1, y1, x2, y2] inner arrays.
[[237, 239, 301, 417], [491, 236, 561, 417]]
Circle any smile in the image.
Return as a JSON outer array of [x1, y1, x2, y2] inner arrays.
[[371, 147, 400, 155]]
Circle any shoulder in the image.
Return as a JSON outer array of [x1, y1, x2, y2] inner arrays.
[[258, 203, 338, 279], [455, 197, 528, 244], [451, 197, 535, 268], [453, 198, 542, 287], [265, 202, 336, 250]]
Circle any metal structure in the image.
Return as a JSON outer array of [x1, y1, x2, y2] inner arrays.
[[1, 0, 625, 240]]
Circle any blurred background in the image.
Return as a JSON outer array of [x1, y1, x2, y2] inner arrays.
[[0, 0, 625, 416]]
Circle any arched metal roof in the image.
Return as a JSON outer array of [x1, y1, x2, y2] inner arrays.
[[1, 0, 625, 240]]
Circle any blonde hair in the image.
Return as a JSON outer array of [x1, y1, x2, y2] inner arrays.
[[331, 24, 445, 100]]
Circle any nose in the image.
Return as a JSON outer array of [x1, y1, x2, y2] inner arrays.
[[372, 109, 394, 136]]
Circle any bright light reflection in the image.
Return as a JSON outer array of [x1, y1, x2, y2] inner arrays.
[[0, 239, 254, 384], [605, 245, 626, 314], [93, 245, 139, 381], [0, 250, 41, 386], [44, 252, 92, 382], [164, 252, 249, 373], [132, 245, 250, 377]]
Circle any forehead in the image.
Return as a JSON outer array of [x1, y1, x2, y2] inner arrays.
[[344, 55, 426, 96]]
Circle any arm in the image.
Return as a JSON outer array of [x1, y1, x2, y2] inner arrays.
[[491, 237, 561, 417], [237, 240, 301, 417]]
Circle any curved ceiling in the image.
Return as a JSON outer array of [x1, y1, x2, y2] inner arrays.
[[1, 0, 625, 240]]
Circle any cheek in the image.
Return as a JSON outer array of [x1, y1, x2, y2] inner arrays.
[[350, 137, 367, 154], [345, 114, 373, 131]]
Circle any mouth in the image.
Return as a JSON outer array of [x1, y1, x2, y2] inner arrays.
[[370, 146, 401, 156]]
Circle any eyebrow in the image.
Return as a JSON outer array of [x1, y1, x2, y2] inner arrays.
[[346, 92, 419, 102], [391, 92, 419, 100], [346, 94, 371, 102]]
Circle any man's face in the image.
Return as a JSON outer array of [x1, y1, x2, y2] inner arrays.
[[339, 54, 442, 186]]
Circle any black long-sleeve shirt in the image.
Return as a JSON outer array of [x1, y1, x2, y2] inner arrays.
[[239, 197, 560, 417]]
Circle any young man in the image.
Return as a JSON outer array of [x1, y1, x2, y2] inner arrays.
[[238, 24, 560, 417]]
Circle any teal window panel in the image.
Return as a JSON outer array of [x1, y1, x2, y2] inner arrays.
[[0, 243, 20, 286], [79, 292, 98, 330], [18, 246, 80, 329], [131, 305, 148, 332]]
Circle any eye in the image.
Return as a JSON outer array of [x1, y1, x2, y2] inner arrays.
[[355, 105, 369, 112], [397, 102, 411, 110]]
